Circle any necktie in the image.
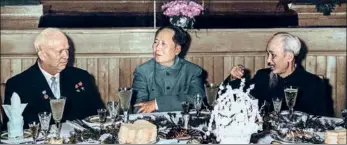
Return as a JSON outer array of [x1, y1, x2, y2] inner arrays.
[[51, 77, 58, 98]]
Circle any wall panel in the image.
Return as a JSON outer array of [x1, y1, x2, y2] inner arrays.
[[1, 28, 345, 117]]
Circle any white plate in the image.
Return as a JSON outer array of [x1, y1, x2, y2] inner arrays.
[[84, 115, 113, 124], [0, 130, 31, 140]]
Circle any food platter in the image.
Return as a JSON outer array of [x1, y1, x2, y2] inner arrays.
[[270, 129, 323, 143]]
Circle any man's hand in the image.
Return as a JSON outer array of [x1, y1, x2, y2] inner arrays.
[[134, 100, 156, 113], [230, 64, 245, 79]]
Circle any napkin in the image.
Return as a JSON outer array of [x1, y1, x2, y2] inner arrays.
[[2, 92, 27, 138]]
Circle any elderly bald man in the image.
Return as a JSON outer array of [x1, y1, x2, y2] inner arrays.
[[3, 28, 105, 128], [221, 32, 334, 117]]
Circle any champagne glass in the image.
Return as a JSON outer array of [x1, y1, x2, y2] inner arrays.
[[28, 122, 40, 144], [97, 109, 107, 132], [118, 87, 132, 123], [205, 83, 219, 108], [49, 97, 66, 138], [194, 94, 202, 117], [106, 100, 120, 123], [38, 112, 51, 140], [284, 86, 298, 120]]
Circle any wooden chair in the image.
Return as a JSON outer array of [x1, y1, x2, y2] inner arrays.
[[318, 75, 325, 80], [0, 83, 5, 125]]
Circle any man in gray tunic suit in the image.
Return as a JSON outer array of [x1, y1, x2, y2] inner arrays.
[[132, 26, 205, 113]]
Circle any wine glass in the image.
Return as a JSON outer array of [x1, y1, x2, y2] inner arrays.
[[28, 122, 40, 144], [97, 109, 107, 132], [106, 100, 120, 123], [49, 97, 66, 138], [118, 87, 132, 123], [284, 86, 298, 120], [38, 112, 51, 140], [205, 83, 219, 108], [181, 101, 190, 114], [272, 97, 282, 115], [194, 94, 202, 117]]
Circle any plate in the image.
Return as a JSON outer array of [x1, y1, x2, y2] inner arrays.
[[84, 115, 113, 124], [189, 110, 211, 115], [270, 129, 323, 144], [0, 130, 31, 140], [164, 128, 204, 140]]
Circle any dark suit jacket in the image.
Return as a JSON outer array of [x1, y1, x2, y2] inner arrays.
[[132, 57, 205, 113], [221, 66, 334, 117], [3, 62, 105, 129]]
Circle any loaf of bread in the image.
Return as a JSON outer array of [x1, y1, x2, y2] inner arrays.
[[118, 120, 157, 144], [324, 129, 346, 144], [48, 137, 64, 144]]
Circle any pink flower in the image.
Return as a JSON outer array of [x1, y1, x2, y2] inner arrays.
[[162, 0, 204, 18]]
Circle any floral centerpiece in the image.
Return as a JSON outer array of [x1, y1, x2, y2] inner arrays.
[[161, 0, 204, 28]]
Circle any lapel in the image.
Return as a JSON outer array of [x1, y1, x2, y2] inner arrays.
[[59, 68, 69, 98], [30, 62, 56, 99]]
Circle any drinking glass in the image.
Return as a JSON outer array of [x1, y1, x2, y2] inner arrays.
[[28, 122, 40, 144], [49, 97, 66, 138], [118, 87, 132, 123], [194, 94, 202, 117], [38, 112, 51, 140], [106, 100, 120, 123], [181, 101, 190, 114], [97, 109, 107, 131], [272, 97, 282, 115], [205, 83, 219, 108], [284, 86, 298, 120]]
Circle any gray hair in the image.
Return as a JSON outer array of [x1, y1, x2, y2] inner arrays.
[[33, 28, 65, 52], [268, 32, 301, 56]]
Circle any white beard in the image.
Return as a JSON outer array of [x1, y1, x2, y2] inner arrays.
[[269, 72, 278, 89]]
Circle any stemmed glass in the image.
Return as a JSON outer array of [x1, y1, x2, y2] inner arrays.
[[284, 86, 299, 121], [181, 102, 190, 129], [28, 122, 40, 144], [205, 83, 219, 109], [194, 94, 202, 117], [272, 97, 282, 115], [97, 109, 107, 132], [118, 87, 132, 123], [272, 97, 282, 127], [49, 97, 66, 138], [106, 100, 120, 124], [38, 112, 51, 141]]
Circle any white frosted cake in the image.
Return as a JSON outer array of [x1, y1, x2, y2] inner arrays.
[[118, 120, 157, 144]]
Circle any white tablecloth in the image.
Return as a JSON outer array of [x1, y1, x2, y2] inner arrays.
[[1, 111, 344, 144]]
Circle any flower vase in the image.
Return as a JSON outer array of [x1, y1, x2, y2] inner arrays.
[[170, 16, 194, 29]]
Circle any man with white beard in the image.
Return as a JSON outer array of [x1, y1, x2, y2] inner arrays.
[[222, 32, 334, 117]]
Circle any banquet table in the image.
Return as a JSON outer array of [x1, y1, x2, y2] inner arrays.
[[1, 111, 345, 144]]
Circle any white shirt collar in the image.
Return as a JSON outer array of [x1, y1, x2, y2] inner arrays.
[[38, 62, 61, 98], [38, 62, 60, 82]]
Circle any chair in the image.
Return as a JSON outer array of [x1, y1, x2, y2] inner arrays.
[[0, 83, 5, 125], [318, 75, 325, 80]]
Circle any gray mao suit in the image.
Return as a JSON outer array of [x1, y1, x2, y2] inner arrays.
[[132, 57, 205, 113]]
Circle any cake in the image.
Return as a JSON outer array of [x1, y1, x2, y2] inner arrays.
[[118, 120, 157, 144], [324, 129, 347, 144], [206, 79, 263, 144]]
